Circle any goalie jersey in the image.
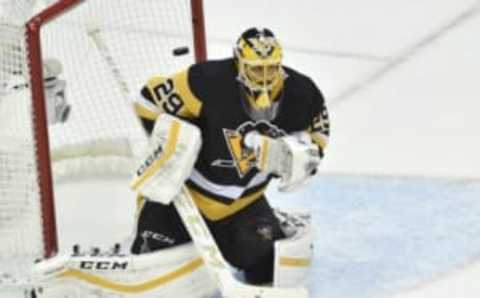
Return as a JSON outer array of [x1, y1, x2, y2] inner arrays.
[[134, 58, 329, 221]]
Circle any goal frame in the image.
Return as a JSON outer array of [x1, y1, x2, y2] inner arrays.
[[24, 0, 207, 260]]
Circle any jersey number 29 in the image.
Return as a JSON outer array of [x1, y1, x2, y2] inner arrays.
[[153, 79, 184, 115]]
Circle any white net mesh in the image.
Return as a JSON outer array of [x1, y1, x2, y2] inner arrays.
[[0, 0, 200, 292], [0, 0, 43, 283]]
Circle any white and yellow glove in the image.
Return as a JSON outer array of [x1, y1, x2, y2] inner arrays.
[[244, 131, 321, 192]]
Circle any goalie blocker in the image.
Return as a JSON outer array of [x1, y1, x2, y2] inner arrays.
[[130, 114, 314, 288]]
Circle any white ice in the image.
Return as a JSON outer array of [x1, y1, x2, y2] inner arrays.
[[55, 1, 480, 297]]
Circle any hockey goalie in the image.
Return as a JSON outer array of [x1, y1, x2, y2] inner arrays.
[[127, 27, 330, 297], [19, 27, 329, 298]]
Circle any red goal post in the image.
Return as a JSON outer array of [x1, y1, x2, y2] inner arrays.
[[0, 0, 207, 284]]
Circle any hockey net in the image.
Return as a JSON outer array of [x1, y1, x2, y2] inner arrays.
[[0, 0, 206, 293]]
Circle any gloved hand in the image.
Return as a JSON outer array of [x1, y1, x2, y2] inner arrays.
[[244, 131, 321, 192]]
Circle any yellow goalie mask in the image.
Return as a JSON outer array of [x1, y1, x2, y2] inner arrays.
[[234, 28, 286, 110]]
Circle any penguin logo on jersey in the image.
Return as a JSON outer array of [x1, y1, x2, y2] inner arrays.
[[212, 121, 286, 177]]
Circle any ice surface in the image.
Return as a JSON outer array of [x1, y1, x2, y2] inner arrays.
[[269, 176, 480, 298]]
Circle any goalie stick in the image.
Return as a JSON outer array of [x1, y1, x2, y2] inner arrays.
[[88, 26, 308, 298], [174, 186, 308, 298]]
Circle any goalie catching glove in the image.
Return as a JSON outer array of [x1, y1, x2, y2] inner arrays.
[[244, 131, 321, 192], [131, 114, 201, 204]]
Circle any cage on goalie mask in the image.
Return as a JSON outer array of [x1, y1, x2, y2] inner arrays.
[[234, 28, 286, 110]]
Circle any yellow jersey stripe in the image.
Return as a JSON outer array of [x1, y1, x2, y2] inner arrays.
[[57, 258, 204, 293], [145, 76, 164, 106], [144, 71, 202, 119], [134, 102, 159, 121], [188, 186, 267, 221], [173, 70, 202, 118]]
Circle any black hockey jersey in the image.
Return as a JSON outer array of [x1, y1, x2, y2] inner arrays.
[[134, 58, 329, 220]]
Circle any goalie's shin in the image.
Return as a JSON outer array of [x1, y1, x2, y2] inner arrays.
[[131, 113, 201, 204], [207, 197, 286, 285], [131, 199, 191, 254]]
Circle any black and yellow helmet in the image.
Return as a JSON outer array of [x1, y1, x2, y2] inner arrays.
[[234, 28, 285, 110]]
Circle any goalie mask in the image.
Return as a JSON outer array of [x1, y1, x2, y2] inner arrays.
[[234, 28, 286, 110]]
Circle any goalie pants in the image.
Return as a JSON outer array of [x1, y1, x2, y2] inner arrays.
[[130, 195, 286, 284]]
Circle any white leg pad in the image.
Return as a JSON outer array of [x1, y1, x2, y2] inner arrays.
[[273, 209, 314, 288], [31, 244, 217, 298]]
